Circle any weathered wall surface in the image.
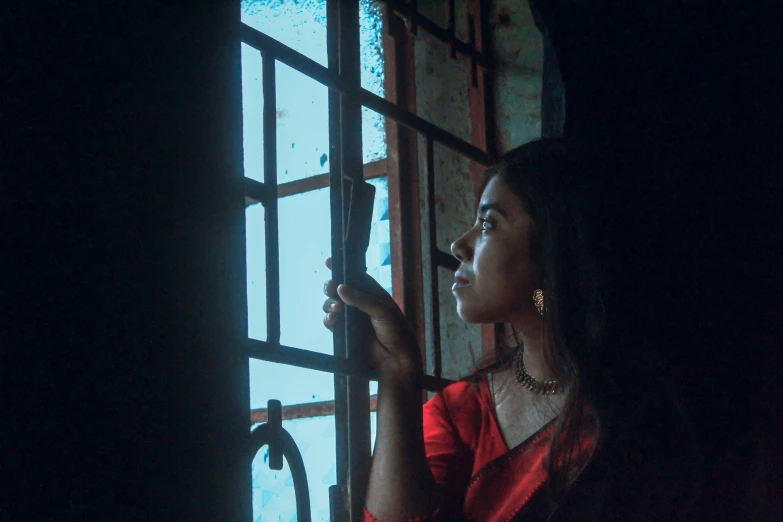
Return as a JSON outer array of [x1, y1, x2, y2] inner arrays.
[[491, 0, 543, 154], [411, 1, 543, 380], [413, 1, 483, 380]]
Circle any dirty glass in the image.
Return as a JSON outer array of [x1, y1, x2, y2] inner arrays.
[[240, 0, 386, 185], [249, 360, 335, 410], [360, 1, 387, 164], [246, 178, 391, 353], [241, 0, 328, 67], [241, 43, 265, 183]]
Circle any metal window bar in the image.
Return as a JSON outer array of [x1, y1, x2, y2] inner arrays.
[[423, 136, 443, 378], [261, 50, 281, 351], [245, 159, 387, 206], [240, 23, 492, 166], [251, 395, 378, 424], [382, 0, 492, 79], [242, 19, 492, 381], [242, 1, 497, 520]]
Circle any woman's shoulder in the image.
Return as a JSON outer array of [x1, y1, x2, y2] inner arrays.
[[430, 376, 487, 405], [424, 377, 491, 430]]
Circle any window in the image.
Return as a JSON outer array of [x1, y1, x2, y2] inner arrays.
[[239, 1, 495, 520]]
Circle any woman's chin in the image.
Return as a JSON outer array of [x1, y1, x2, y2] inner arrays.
[[456, 304, 492, 324]]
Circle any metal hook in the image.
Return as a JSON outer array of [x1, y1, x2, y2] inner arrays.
[[250, 400, 312, 521]]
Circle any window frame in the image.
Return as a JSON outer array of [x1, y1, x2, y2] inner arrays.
[[241, 1, 496, 520]]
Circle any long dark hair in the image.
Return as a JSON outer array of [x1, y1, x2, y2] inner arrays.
[[464, 137, 702, 519]]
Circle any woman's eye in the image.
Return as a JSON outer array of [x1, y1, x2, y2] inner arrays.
[[479, 218, 495, 231]]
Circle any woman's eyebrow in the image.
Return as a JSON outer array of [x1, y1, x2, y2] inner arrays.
[[477, 202, 509, 218]]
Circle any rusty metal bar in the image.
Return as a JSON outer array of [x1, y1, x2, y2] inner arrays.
[[250, 400, 311, 521], [423, 136, 443, 379], [434, 248, 459, 271], [467, 12, 477, 88], [240, 23, 492, 166], [383, 4, 429, 403], [243, 176, 273, 206], [245, 159, 387, 208], [383, 0, 491, 68], [247, 339, 451, 391], [261, 51, 282, 348], [355, 87, 492, 165], [250, 396, 378, 424]]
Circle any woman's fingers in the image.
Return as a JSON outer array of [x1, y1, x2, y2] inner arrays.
[[323, 298, 343, 314], [324, 279, 338, 297]]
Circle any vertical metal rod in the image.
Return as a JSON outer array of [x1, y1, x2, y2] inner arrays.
[[424, 136, 443, 378], [339, 2, 372, 519], [447, 0, 457, 59], [261, 51, 281, 348], [326, 2, 349, 520], [385, 0, 395, 37], [328, 1, 372, 520], [467, 13, 478, 88], [383, 4, 428, 402]]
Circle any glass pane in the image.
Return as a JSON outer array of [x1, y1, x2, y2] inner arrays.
[[366, 176, 389, 397], [275, 177, 390, 353], [250, 360, 334, 410], [248, 177, 391, 352], [247, 201, 267, 342], [241, 43, 264, 183], [362, 106, 387, 166], [365, 176, 392, 296], [360, 0, 385, 98], [278, 186, 333, 352], [241, 0, 328, 68], [276, 61, 331, 185]]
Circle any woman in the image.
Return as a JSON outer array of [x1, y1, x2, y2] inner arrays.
[[322, 138, 702, 521]]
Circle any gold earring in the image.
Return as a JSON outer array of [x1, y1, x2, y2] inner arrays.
[[533, 289, 545, 315]]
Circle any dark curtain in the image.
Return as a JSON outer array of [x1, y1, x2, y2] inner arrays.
[[3, 4, 251, 520], [528, 1, 783, 520]]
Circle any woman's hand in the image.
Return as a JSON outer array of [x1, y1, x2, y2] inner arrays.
[[322, 257, 423, 379]]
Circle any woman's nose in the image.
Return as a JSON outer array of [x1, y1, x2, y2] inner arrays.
[[451, 235, 468, 261]]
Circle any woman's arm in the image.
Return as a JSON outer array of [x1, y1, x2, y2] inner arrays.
[[364, 371, 441, 522]]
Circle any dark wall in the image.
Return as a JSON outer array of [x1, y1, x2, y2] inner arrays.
[[530, 0, 783, 517], [3, 4, 251, 520]]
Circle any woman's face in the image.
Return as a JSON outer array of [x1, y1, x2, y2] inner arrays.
[[450, 175, 541, 325]]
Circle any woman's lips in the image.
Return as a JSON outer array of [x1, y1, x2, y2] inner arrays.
[[452, 277, 470, 291]]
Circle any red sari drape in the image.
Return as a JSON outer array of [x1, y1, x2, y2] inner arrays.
[[362, 377, 594, 522]]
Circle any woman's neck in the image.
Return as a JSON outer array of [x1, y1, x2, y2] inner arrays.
[[511, 319, 558, 382]]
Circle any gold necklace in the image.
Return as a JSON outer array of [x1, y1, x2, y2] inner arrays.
[[513, 348, 565, 395]]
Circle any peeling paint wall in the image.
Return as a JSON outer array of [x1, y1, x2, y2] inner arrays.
[[491, 0, 543, 153], [488, 2, 544, 357], [412, 1, 544, 380], [413, 1, 483, 381]]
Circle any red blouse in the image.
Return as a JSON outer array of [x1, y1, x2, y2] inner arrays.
[[362, 376, 586, 522]]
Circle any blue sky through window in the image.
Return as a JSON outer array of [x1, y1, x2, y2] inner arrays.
[[242, 2, 387, 520], [241, 0, 385, 185]]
